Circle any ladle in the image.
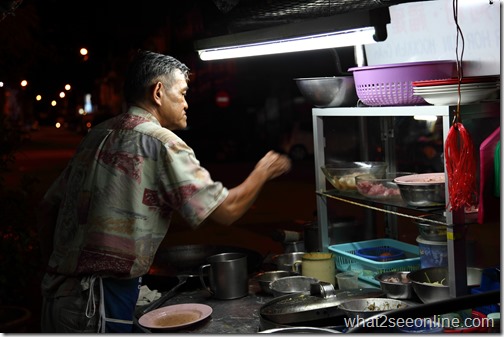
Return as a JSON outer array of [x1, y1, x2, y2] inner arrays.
[[138, 273, 197, 316]]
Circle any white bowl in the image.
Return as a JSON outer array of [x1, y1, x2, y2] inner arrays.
[[413, 87, 499, 105]]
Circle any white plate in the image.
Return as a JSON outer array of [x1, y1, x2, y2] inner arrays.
[[394, 172, 445, 185], [413, 87, 499, 105], [138, 303, 212, 330], [413, 83, 499, 92]]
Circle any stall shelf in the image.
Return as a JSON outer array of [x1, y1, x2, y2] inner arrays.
[[311, 102, 500, 297]]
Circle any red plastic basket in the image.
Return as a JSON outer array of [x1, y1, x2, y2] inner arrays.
[[444, 310, 488, 333], [348, 60, 457, 106]]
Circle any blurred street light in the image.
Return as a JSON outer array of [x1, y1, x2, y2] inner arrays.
[[80, 47, 89, 61]]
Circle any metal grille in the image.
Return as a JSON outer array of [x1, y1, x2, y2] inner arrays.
[[220, 0, 421, 32]]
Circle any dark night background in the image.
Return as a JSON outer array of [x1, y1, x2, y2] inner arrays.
[[0, 0, 359, 162], [1, 0, 353, 331], [1, 0, 498, 332]]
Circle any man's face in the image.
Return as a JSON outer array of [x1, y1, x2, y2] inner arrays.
[[159, 69, 189, 130]]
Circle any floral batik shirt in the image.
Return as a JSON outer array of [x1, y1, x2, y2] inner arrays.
[[41, 107, 228, 296]]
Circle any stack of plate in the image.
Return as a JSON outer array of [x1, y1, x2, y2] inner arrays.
[[412, 75, 500, 105]]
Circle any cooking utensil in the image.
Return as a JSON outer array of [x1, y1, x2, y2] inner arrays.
[[137, 274, 197, 316], [294, 76, 358, 107], [414, 214, 447, 241], [269, 275, 319, 297], [150, 244, 264, 277], [374, 271, 412, 299], [271, 252, 305, 272], [394, 173, 446, 207], [199, 252, 248, 299], [338, 298, 409, 319], [409, 266, 486, 304], [254, 270, 292, 295], [259, 287, 384, 325], [408, 267, 450, 303]]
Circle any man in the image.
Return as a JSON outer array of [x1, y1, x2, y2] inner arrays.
[[37, 50, 291, 332]]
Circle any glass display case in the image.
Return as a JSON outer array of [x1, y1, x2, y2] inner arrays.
[[311, 102, 500, 297]]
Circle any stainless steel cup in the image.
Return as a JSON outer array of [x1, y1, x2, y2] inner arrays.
[[199, 252, 248, 299]]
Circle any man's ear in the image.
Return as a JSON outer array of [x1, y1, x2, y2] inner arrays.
[[153, 81, 163, 106]]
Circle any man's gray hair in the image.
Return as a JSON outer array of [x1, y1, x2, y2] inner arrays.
[[123, 50, 190, 104]]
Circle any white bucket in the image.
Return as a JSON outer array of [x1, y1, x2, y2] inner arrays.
[[416, 236, 448, 268]]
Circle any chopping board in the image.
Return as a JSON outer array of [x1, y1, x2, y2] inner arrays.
[[478, 127, 500, 224]]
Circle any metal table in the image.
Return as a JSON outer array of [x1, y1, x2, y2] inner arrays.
[[134, 277, 379, 333], [135, 281, 269, 333]]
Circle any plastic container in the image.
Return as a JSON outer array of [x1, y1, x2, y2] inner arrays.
[[444, 310, 489, 333], [416, 236, 448, 268], [470, 287, 500, 315], [348, 60, 457, 106], [355, 246, 405, 262], [336, 271, 359, 290], [396, 317, 444, 334], [487, 312, 501, 333], [329, 238, 421, 286]]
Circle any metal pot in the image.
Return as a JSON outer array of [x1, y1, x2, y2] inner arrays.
[[150, 244, 264, 277], [271, 252, 305, 272]]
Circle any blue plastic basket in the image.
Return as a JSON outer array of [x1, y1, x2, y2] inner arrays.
[[329, 238, 421, 286]]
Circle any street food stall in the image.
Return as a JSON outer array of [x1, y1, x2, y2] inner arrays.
[[135, 0, 500, 333]]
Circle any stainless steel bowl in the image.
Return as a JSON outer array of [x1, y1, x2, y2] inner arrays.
[[294, 76, 358, 107], [374, 271, 413, 299], [408, 267, 449, 303], [269, 276, 319, 297], [271, 252, 305, 272], [409, 267, 484, 303], [414, 214, 447, 241], [394, 173, 445, 207], [254, 270, 292, 295], [338, 298, 409, 319]]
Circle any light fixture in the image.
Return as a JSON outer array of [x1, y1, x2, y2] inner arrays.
[[195, 7, 390, 61]]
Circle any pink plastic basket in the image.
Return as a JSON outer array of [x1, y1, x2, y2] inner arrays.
[[348, 60, 457, 106]]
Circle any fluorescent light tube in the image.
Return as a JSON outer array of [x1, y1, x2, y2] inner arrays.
[[414, 115, 438, 121], [198, 27, 377, 61]]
